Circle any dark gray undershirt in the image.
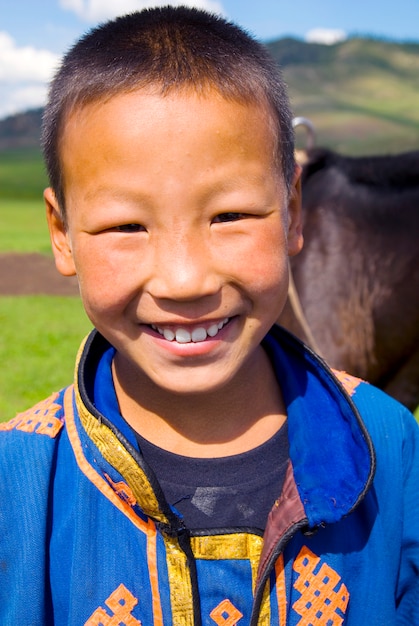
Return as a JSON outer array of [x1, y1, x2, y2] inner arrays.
[[136, 423, 289, 531]]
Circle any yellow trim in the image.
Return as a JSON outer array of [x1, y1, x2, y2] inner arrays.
[[164, 538, 195, 626], [191, 533, 263, 562], [75, 382, 170, 526], [191, 533, 263, 596], [75, 392, 196, 625], [190, 534, 291, 625], [64, 386, 165, 625], [71, 336, 292, 626], [73, 337, 197, 624], [257, 581, 272, 625]]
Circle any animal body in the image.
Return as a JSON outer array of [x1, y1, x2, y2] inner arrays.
[[278, 146, 419, 411]]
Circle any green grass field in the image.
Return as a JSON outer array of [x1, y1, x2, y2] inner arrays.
[[0, 163, 92, 418], [0, 296, 91, 419], [0, 198, 52, 254], [0, 148, 48, 199]]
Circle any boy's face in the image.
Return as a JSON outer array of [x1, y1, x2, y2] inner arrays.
[[45, 89, 302, 398]]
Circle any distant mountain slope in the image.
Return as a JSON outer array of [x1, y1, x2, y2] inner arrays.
[[266, 37, 419, 153], [0, 108, 42, 150], [1, 37, 418, 155]]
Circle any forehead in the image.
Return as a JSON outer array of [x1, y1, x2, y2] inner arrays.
[[59, 88, 284, 209], [62, 86, 279, 155]]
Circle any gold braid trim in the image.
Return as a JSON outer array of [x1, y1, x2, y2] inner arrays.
[[73, 336, 282, 625], [257, 579, 273, 625], [74, 337, 196, 622], [164, 538, 195, 626], [191, 533, 263, 564], [73, 336, 170, 525], [191, 533, 272, 624], [76, 384, 169, 525]]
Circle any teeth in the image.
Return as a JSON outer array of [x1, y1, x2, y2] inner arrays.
[[175, 328, 191, 343], [163, 328, 175, 341], [191, 327, 207, 342], [152, 318, 229, 343], [207, 324, 219, 337]]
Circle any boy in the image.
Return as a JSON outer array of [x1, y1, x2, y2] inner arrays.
[[1, 6, 418, 625]]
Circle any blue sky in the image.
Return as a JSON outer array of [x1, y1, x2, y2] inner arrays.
[[1, 0, 418, 118]]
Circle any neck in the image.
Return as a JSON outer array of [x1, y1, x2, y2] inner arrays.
[[112, 346, 286, 458]]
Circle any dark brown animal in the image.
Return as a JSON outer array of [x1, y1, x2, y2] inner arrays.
[[278, 146, 419, 411]]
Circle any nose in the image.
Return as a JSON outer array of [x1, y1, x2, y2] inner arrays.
[[146, 231, 221, 302]]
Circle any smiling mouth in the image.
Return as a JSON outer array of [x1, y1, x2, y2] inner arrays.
[[151, 318, 230, 343]]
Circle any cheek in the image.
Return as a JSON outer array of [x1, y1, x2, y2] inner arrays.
[[252, 224, 288, 278], [251, 254, 288, 305], [241, 230, 290, 310], [73, 247, 135, 318]]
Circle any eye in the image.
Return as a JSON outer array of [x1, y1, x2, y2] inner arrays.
[[113, 223, 146, 233], [212, 212, 247, 223]]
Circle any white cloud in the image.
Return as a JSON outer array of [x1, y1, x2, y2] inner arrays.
[[305, 28, 347, 45], [0, 32, 60, 82], [0, 32, 61, 118], [0, 0, 227, 119], [0, 84, 49, 119], [13, 84, 49, 106], [60, 0, 225, 22]]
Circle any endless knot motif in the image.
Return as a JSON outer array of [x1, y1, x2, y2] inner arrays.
[[85, 584, 141, 626], [292, 547, 349, 625], [0, 393, 63, 438], [210, 599, 243, 625]]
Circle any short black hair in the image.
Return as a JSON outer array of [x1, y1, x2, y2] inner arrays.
[[42, 6, 295, 223]]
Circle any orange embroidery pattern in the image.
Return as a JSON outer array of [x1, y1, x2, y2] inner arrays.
[[85, 584, 141, 625], [332, 369, 364, 397], [0, 393, 63, 438], [292, 547, 349, 625], [104, 473, 137, 507], [275, 555, 287, 626], [210, 599, 243, 625]]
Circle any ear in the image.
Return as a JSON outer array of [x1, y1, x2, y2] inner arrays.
[[287, 164, 304, 257], [44, 187, 77, 276]]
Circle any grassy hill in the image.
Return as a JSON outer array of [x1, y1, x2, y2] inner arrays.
[[1, 35, 419, 203], [267, 36, 419, 154]]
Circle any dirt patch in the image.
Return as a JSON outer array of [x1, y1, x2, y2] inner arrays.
[[0, 253, 79, 296]]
